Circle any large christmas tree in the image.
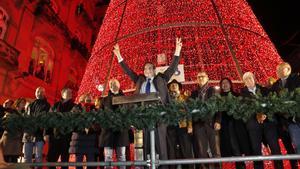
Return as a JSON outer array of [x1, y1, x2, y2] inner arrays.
[[78, 0, 281, 96]]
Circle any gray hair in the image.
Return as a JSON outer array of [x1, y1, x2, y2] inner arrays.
[[109, 79, 120, 88], [242, 72, 255, 81]]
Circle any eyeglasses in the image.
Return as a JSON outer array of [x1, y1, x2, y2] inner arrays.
[[197, 75, 207, 78]]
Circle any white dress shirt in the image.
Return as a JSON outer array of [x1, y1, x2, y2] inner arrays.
[[248, 86, 257, 95], [139, 77, 157, 94]]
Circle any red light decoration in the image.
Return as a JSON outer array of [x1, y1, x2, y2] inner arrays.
[[78, 0, 282, 97]]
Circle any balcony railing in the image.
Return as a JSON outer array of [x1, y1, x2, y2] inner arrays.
[[33, 0, 90, 59]]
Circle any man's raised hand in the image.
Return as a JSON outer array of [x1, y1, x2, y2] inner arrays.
[[113, 44, 123, 62], [174, 37, 182, 56]]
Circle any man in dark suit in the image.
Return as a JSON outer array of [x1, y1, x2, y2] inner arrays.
[[113, 38, 182, 169], [22, 87, 50, 167], [46, 88, 76, 169], [271, 62, 300, 160], [190, 71, 221, 169], [241, 72, 283, 169]]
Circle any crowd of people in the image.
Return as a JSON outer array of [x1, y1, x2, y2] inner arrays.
[[0, 38, 299, 169]]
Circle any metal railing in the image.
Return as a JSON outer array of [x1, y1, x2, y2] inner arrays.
[[13, 154, 300, 168], [10, 129, 300, 168]]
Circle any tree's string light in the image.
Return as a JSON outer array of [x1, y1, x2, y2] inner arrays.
[[78, 0, 281, 98]]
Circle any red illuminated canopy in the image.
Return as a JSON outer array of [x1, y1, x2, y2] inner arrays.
[[78, 0, 282, 97]]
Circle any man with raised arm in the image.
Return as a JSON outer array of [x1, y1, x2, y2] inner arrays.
[[113, 38, 182, 169]]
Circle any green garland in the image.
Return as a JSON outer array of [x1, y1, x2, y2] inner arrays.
[[2, 88, 300, 133]]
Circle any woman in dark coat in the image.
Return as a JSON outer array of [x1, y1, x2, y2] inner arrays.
[[69, 94, 99, 169], [99, 79, 129, 169], [47, 88, 75, 169], [218, 78, 251, 169]]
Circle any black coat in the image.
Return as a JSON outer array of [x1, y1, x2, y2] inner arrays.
[[190, 84, 220, 125], [219, 91, 251, 156], [240, 84, 276, 128], [270, 73, 300, 124], [99, 90, 130, 147], [191, 85, 215, 101], [270, 73, 300, 93], [22, 98, 50, 142], [219, 91, 239, 131], [69, 132, 98, 154], [51, 99, 76, 113], [69, 103, 99, 155], [28, 98, 51, 116], [46, 99, 75, 139], [119, 55, 180, 104], [240, 84, 269, 98]]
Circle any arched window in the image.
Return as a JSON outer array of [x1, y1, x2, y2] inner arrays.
[[28, 37, 55, 83], [0, 6, 9, 39]]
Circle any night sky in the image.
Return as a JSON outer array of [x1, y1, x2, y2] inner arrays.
[[247, 0, 300, 71]]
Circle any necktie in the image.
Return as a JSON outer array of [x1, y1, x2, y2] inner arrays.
[[281, 79, 286, 88], [145, 78, 151, 94]]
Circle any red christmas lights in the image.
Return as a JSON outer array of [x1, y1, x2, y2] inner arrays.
[[78, 0, 282, 97]]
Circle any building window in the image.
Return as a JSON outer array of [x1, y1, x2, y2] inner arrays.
[[0, 6, 9, 40], [28, 37, 54, 83]]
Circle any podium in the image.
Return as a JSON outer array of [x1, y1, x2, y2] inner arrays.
[[112, 93, 161, 169], [112, 93, 161, 105]]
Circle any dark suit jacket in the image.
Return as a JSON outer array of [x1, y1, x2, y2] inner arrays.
[[270, 73, 300, 124], [22, 98, 51, 142], [240, 84, 268, 98], [99, 90, 130, 147], [46, 99, 75, 139], [190, 84, 220, 125], [219, 91, 239, 124], [119, 55, 181, 104], [191, 85, 215, 101], [240, 84, 276, 129], [270, 73, 300, 93]]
